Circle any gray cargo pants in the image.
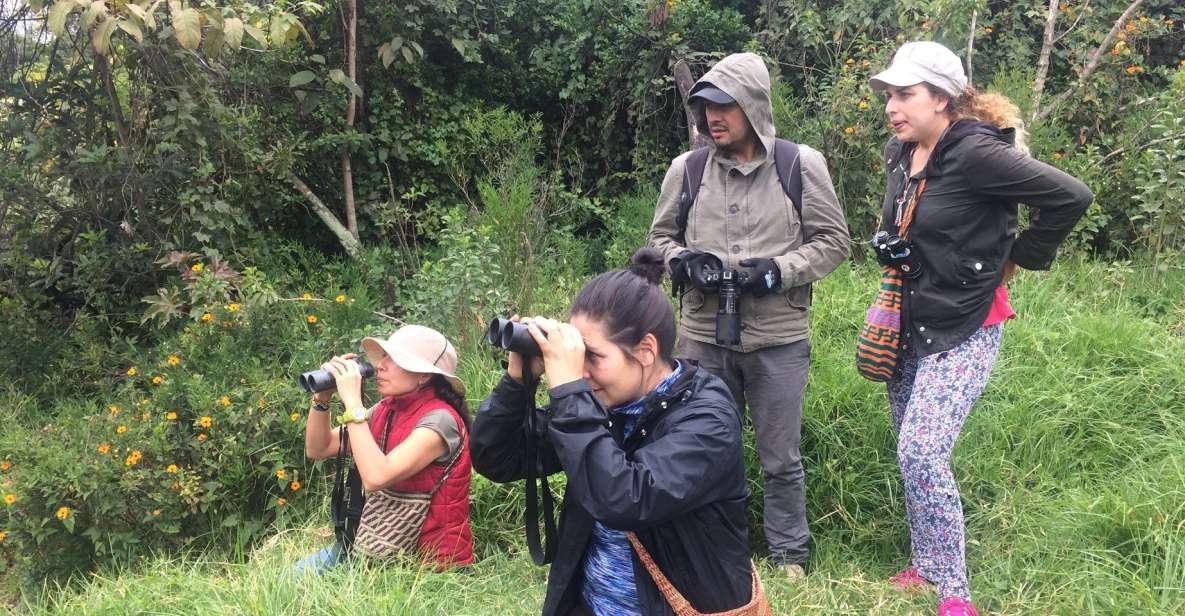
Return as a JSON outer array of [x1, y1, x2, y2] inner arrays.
[[678, 337, 811, 566]]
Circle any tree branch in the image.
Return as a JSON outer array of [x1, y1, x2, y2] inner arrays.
[[966, 9, 977, 85], [287, 172, 362, 258], [339, 0, 359, 240], [1030, 0, 1060, 123], [1034, 0, 1144, 123], [673, 58, 709, 149]]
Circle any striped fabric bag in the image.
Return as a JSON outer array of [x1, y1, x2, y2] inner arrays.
[[855, 267, 904, 381], [856, 176, 924, 382]]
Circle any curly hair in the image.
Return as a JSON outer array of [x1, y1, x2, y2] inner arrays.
[[926, 84, 1030, 155]]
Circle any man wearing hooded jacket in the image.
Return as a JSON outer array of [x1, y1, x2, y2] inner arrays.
[[648, 52, 850, 577]]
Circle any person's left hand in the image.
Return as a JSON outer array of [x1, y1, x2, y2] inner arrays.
[[526, 317, 586, 389], [739, 257, 782, 297], [1001, 259, 1018, 285], [326, 354, 365, 410]]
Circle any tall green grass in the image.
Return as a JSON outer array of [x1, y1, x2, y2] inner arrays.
[[11, 258, 1185, 615]]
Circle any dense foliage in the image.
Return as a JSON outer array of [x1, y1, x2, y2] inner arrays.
[[1, 0, 1184, 600]]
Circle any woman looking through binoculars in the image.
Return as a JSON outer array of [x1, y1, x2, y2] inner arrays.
[[297, 325, 473, 573], [472, 248, 768, 615]]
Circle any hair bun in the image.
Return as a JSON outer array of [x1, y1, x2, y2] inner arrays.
[[629, 247, 666, 285]]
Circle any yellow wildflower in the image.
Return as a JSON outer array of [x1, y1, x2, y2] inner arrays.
[[109, 405, 121, 415], [56, 506, 71, 520], [858, 100, 869, 110], [166, 411, 178, 421], [219, 396, 231, 407], [276, 469, 287, 479], [125, 451, 142, 466], [227, 303, 241, 312], [127, 367, 138, 377], [116, 425, 127, 434], [257, 399, 267, 409], [290, 481, 302, 492], [335, 294, 346, 303], [0, 531, 7, 542], [844, 127, 855, 135], [0, 461, 10, 471], [142, 412, 151, 422], [4, 494, 15, 505], [201, 312, 213, 323], [1053, 152, 1063, 160], [290, 412, 300, 422], [152, 376, 164, 385], [199, 416, 212, 429], [191, 262, 204, 273], [98, 443, 110, 454], [166, 464, 179, 473], [152, 509, 161, 517], [306, 314, 318, 324], [982, 26, 993, 34], [276, 498, 288, 506], [197, 433, 208, 442], [301, 292, 312, 300], [167, 355, 181, 366]]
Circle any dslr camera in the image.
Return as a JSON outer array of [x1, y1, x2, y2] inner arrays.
[[870, 231, 923, 278], [697, 266, 750, 347]]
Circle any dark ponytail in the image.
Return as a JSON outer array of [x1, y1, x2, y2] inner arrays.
[[569, 247, 676, 362], [429, 374, 472, 430]]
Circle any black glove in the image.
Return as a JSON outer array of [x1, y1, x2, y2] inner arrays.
[[670, 251, 724, 294], [739, 258, 782, 297]]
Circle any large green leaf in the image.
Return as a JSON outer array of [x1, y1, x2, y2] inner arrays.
[[80, 0, 106, 33], [173, 8, 201, 50], [288, 71, 316, 88], [47, 0, 75, 36], [92, 15, 117, 55], [117, 18, 143, 43], [223, 17, 243, 51], [328, 69, 363, 98], [243, 23, 266, 48]]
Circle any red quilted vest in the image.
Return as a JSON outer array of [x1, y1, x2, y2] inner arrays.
[[368, 387, 474, 567]]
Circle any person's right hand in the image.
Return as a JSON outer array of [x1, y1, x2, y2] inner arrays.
[[505, 315, 544, 384], [681, 251, 724, 291]]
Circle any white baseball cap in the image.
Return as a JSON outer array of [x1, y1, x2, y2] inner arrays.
[[870, 41, 967, 97]]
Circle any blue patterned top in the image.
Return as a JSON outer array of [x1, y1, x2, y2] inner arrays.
[[580, 361, 684, 615]]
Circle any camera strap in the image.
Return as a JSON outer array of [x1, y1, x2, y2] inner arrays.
[[521, 364, 558, 566], [895, 177, 927, 240], [331, 428, 364, 552]]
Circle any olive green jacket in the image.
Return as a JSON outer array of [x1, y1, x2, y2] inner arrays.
[[648, 53, 851, 351]]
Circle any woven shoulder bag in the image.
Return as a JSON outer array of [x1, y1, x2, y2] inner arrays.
[[856, 177, 926, 382], [354, 412, 466, 560], [625, 532, 772, 616]]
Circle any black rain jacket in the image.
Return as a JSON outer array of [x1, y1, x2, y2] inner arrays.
[[880, 120, 1093, 356], [471, 364, 753, 616]]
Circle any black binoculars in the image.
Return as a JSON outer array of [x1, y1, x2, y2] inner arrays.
[[870, 231, 923, 278], [298, 362, 375, 394], [486, 317, 543, 356]]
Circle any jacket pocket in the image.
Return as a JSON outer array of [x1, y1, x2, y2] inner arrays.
[[684, 288, 705, 312], [934, 254, 996, 289], [783, 284, 811, 309]]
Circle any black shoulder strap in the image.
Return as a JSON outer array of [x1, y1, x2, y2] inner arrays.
[[331, 429, 365, 551], [676, 141, 804, 243], [774, 138, 804, 240], [675, 147, 711, 244]]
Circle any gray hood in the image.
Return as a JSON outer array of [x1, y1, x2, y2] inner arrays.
[[692, 53, 776, 161]]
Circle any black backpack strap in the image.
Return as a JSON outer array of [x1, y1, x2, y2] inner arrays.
[[675, 147, 711, 244], [774, 138, 804, 241], [331, 428, 364, 551]]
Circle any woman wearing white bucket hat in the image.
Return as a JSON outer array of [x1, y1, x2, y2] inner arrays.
[[866, 41, 1093, 616], [298, 324, 473, 572]]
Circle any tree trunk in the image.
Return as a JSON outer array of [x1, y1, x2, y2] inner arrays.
[[287, 172, 363, 258], [673, 59, 710, 149], [1030, 0, 1060, 123], [340, 0, 359, 240]]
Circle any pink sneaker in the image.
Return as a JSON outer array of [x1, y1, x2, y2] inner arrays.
[[888, 566, 935, 593], [937, 597, 979, 616]]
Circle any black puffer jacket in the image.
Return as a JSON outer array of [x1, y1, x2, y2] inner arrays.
[[880, 120, 1093, 356], [471, 364, 753, 616]]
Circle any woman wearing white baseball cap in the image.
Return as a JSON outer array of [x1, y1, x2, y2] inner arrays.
[[298, 324, 473, 572], [866, 41, 1093, 616]]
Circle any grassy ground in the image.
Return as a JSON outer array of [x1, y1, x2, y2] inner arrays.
[[9, 258, 1185, 615]]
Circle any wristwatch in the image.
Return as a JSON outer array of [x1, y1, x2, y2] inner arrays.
[[337, 405, 370, 425], [310, 399, 331, 413]]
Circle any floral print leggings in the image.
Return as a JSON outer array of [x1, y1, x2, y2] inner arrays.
[[887, 324, 1003, 601]]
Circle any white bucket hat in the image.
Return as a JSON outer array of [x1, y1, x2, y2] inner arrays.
[[870, 41, 967, 97], [361, 325, 465, 396]]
